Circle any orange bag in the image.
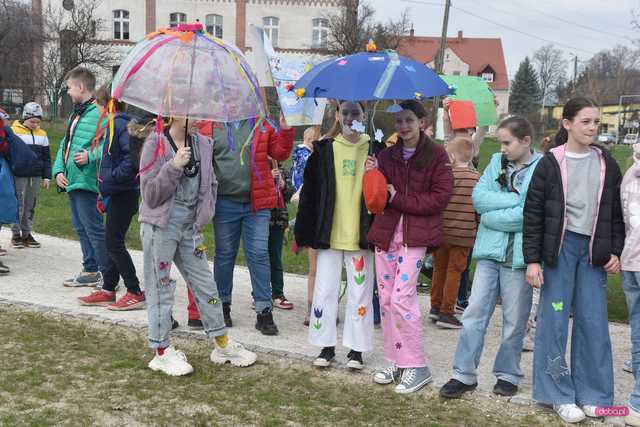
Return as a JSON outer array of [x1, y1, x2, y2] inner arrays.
[[363, 168, 388, 214]]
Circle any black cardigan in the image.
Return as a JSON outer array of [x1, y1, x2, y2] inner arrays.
[[294, 137, 385, 250], [523, 147, 625, 267]]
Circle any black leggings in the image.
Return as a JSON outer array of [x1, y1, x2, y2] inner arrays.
[[103, 190, 141, 293]]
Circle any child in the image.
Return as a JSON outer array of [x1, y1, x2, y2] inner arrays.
[[524, 97, 625, 423], [78, 85, 144, 310], [295, 100, 384, 369], [439, 116, 541, 400], [10, 102, 50, 249], [291, 126, 320, 326], [139, 116, 256, 376], [430, 137, 479, 329], [621, 143, 640, 427], [52, 67, 108, 288], [0, 109, 17, 274], [269, 161, 295, 309], [367, 100, 453, 393]]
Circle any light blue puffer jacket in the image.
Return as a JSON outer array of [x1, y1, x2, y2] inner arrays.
[[471, 152, 542, 269]]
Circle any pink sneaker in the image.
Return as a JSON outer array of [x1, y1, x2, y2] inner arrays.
[[107, 291, 146, 311], [78, 290, 116, 306], [273, 296, 294, 310]]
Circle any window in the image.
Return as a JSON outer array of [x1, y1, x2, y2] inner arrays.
[[169, 12, 187, 28], [263, 16, 279, 47], [206, 14, 223, 38], [481, 72, 494, 82], [113, 10, 129, 40], [311, 18, 328, 49]]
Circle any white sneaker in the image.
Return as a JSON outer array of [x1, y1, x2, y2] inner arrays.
[[581, 405, 598, 418], [626, 406, 640, 427], [553, 404, 586, 423], [148, 346, 194, 376], [624, 359, 634, 373], [210, 339, 257, 367]]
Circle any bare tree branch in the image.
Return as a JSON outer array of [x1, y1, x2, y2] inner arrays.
[[532, 44, 567, 105]]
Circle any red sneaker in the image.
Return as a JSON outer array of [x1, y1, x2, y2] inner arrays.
[[273, 296, 294, 310], [107, 291, 146, 311], [78, 290, 116, 306]]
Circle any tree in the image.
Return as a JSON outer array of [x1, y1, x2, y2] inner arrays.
[[0, 0, 41, 108], [532, 44, 567, 105], [509, 57, 542, 117], [326, 0, 412, 55], [40, 0, 116, 118]]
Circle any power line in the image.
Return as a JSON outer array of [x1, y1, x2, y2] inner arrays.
[[509, 0, 633, 42], [401, 0, 598, 55]]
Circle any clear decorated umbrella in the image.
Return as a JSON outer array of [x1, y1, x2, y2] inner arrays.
[[112, 23, 264, 121]]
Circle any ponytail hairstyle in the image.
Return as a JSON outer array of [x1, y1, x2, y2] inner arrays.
[[322, 100, 366, 140], [553, 96, 599, 147], [95, 84, 124, 112], [398, 100, 434, 168], [495, 115, 534, 190]]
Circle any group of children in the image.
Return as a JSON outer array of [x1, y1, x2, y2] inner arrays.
[[1, 63, 640, 424]]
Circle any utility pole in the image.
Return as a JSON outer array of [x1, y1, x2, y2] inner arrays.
[[432, 0, 451, 136], [572, 54, 578, 95]]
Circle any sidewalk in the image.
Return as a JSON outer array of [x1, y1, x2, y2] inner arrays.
[[0, 230, 633, 422]]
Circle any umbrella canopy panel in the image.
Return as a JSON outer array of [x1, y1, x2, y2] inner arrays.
[[112, 32, 264, 122]]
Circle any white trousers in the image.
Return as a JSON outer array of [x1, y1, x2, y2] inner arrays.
[[308, 248, 374, 352]]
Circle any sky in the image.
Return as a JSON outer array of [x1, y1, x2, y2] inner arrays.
[[370, 0, 638, 81]]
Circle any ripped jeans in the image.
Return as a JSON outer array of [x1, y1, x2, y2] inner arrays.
[[532, 231, 613, 406], [141, 204, 226, 349]]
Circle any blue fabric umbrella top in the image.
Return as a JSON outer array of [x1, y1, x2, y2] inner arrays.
[[293, 51, 452, 101]]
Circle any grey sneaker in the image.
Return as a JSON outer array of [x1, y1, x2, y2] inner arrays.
[[63, 271, 103, 287], [624, 359, 633, 374], [373, 365, 403, 385], [394, 366, 433, 394]]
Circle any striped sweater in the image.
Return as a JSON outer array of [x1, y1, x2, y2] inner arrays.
[[442, 166, 480, 247]]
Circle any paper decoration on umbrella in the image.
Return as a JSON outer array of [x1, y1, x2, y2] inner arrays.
[[448, 100, 477, 130]]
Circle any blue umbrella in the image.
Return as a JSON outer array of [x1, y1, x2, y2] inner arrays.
[[293, 51, 451, 101]]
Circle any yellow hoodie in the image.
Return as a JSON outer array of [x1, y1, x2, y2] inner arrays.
[[330, 132, 370, 250]]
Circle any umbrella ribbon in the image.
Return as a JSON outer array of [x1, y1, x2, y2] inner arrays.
[[373, 51, 401, 99]]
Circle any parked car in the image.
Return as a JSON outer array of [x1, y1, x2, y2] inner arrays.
[[623, 133, 639, 145], [597, 133, 616, 145]]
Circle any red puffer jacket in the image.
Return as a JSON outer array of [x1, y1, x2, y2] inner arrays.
[[367, 134, 453, 251], [200, 120, 294, 211]]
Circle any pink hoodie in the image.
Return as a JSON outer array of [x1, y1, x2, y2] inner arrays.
[[621, 143, 640, 272]]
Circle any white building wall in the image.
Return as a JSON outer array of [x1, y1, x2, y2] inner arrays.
[[154, 1, 238, 44]]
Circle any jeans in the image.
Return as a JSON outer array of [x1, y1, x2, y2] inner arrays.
[[68, 190, 109, 274], [452, 259, 532, 386], [12, 176, 40, 236], [457, 250, 474, 307], [214, 197, 272, 313], [268, 225, 285, 298], [623, 271, 640, 411], [532, 231, 613, 406], [142, 203, 226, 349], [103, 190, 141, 293]]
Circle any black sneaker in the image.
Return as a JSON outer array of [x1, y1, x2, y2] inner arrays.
[[171, 316, 179, 330], [188, 319, 204, 330], [493, 379, 518, 396], [436, 314, 462, 329], [421, 265, 433, 279], [313, 346, 335, 367], [223, 302, 232, 327], [255, 308, 279, 335], [11, 235, 24, 249], [0, 261, 9, 275], [346, 350, 364, 370], [439, 379, 478, 399], [428, 307, 440, 322]]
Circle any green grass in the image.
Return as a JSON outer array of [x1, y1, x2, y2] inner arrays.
[[33, 121, 634, 323], [0, 305, 564, 426]]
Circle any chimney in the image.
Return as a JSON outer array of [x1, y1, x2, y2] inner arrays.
[[410, 25, 415, 37], [457, 30, 463, 42]]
